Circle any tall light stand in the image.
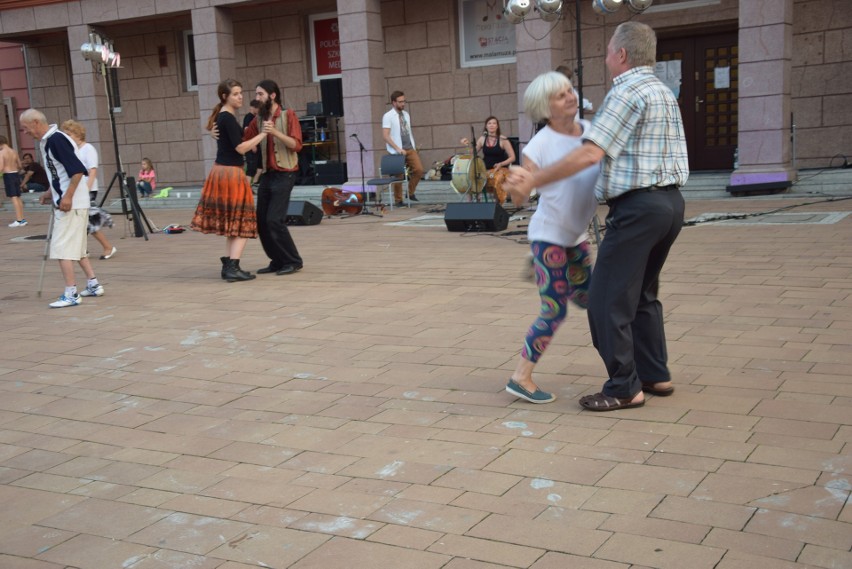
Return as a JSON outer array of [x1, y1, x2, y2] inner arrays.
[[101, 67, 153, 239], [575, 0, 584, 119], [82, 36, 154, 239]]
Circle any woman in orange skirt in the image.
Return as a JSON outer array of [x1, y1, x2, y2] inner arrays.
[[191, 79, 267, 281]]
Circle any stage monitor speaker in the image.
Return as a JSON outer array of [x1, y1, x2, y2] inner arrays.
[[315, 161, 347, 185], [444, 202, 509, 232], [285, 200, 323, 226], [320, 78, 344, 117]]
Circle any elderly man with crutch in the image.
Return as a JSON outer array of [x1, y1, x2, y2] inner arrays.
[[21, 109, 106, 307]]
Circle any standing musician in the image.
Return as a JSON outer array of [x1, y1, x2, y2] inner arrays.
[[242, 79, 304, 276], [460, 116, 516, 203]]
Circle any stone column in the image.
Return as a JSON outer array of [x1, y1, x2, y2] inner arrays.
[[730, 0, 796, 188], [191, 7, 236, 174], [338, 0, 386, 182], [513, 15, 564, 140], [67, 25, 117, 186]]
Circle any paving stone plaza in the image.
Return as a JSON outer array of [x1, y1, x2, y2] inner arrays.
[[0, 192, 850, 569]]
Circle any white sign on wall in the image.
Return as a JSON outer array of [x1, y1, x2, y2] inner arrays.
[[458, 0, 516, 68]]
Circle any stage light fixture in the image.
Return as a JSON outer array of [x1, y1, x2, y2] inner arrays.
[[626, 0, 654, 13], [504, 0, 533, 24], [81, 35, 121, 68], [592, 0, 624, 15], [535, 0, 563, 14]]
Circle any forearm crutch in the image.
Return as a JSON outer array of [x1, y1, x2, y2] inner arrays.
[[36, 207, 56, 298]]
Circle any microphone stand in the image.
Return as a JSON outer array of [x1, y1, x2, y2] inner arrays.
[[350, 133, 381, 217], [469, 126, 487, 203]]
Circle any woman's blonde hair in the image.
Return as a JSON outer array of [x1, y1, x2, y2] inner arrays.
[[523, 72, 572, 124], [61, 119, 86, 141]]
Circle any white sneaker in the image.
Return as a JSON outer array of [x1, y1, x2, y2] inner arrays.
[[49, 294, 81, 308], [79, 284, 105, 297], [8, 219, 27, 227]]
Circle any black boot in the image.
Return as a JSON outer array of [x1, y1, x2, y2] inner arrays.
[[222, 258, 256, 282], [220, 256, 229, 280]]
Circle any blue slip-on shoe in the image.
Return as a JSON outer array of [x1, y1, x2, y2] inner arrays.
[[506, 379, 555, 404]]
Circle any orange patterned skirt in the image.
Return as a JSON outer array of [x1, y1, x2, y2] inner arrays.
[[191, 164, 257, 238]]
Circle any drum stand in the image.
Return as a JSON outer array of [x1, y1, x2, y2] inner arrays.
[[352, 134, 382, 217]]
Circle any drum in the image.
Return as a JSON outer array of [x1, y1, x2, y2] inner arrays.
[[485, 167, 508, 204], [450, 154, 487, 194]]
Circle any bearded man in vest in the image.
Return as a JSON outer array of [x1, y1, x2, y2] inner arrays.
[[242, 79, 304, 275]]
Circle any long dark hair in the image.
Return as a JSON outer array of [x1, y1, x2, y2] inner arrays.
[[256, 79, 282, 120], [484, 116, 501, 139], [206, 79, 242, 131]]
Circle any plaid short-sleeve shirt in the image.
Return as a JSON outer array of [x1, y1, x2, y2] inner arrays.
[[583, 66, 689, 203]]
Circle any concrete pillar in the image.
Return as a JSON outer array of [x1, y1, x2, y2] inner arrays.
[[513, 15, 564, 141], [191, 7, 236, 174], [730, 0, 796, 188], [67, 25, 117, 187], [338, 0, 386, 182]]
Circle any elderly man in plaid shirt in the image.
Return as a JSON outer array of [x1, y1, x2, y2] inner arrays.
[[507, 21, 689, 412]]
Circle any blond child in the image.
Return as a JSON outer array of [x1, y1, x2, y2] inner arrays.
[[136, 158, 156, 197]]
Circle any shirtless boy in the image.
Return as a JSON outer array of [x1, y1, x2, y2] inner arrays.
[[0, 135, 26, 227]]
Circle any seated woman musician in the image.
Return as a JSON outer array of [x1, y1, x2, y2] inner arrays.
[[460, 116, 516, 170], [460, 116, 516, 203]]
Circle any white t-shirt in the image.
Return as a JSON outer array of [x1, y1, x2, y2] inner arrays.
[[382, 108, 416, 154], [523, 120, 600, 247], [77, 142, 99, 197]]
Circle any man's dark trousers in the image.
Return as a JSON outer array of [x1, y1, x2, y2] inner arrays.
[[256, 170, 302, 270], [587, 187, 685, 399]]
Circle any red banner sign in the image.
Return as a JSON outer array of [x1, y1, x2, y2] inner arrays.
[[312, 16, 341, 79]]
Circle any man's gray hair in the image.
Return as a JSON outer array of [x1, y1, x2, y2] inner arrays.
[[524, 71, 572, 124], [20, 108, 48, 124], [611, 21, 657, 68]]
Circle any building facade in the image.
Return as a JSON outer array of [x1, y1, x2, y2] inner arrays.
[[0, 0, 849, 190]]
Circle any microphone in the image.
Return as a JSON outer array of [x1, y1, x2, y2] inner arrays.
[[350, 133, 358, 138]]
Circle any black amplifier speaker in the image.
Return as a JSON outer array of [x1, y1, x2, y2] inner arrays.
[[320, 78, 344, 117], [285, 200, 323, 226], [444, 202, 509, 232], [315, 161, 347, 185]]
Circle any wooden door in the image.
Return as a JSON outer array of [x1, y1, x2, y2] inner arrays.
[[658, 31, 738, 170]]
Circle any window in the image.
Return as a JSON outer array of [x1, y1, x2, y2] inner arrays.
[[182, 30, 197, 91]]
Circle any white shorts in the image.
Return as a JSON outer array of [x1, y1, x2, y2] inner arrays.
[[50, 209, 89, 261]]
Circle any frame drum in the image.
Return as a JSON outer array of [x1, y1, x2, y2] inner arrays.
[[450, 154, 487, 194]]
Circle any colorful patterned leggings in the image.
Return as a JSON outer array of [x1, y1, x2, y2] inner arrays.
[[522, 240, 593, 363]]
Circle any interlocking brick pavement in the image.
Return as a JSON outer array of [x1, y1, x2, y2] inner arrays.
[[0, 196, 850, 568]]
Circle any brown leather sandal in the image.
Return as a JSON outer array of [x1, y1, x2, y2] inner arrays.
[[579, 392, 645, 412]]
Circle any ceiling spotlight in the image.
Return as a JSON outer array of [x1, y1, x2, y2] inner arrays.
[[626, 0, 654, 13], [504, 0, 533, 24], [535, 0, 563, 14], [81, 42, 121, 67], [592, 0, 624, 15]]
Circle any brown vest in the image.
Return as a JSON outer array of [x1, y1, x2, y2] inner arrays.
[[271, 108, 298, 171]]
